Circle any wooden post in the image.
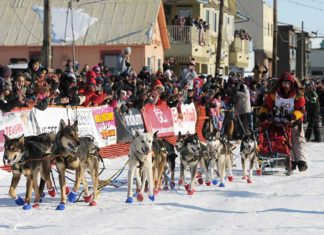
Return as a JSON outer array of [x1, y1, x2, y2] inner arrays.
[[215, 0, 224, 77], [272, 0, 277, 77], [42, 0, 52, 70]]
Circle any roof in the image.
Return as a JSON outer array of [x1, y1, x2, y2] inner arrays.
[[0, 0, 169, 47]]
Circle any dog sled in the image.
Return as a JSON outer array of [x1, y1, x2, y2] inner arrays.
[[257, 119, 292, 175]]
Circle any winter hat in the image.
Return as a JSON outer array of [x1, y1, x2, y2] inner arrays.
[[0, 66, 12, 78], [86, 70, 97, 79], [279, 72, 294, 84], [92, 65, 101, 73], [123, 47, 132, 55]]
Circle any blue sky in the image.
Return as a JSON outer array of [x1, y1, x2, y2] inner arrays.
[[264, 0, 324, 48]]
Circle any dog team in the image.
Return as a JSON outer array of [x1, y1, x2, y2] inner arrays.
[[3, 121, 260, 209]]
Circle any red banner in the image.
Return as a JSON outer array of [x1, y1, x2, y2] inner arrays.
[[142, 102, 174, 137]]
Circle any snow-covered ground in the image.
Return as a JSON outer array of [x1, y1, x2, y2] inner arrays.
[[1, 142, 324, 235]]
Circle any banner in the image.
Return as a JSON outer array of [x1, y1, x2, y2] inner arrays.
[[142, 102, 174, 137], [92, 105, 117, 147], [33, 107, 68, 134], [171, 103, 197, 135], [115, 108, 145, 143]]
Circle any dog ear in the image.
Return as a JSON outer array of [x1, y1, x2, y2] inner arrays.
[[59, 119, 67, 130], [153, 131, 159, 139], [72, 120, 78, 132], [3, 134, 10, 141], [215, 131, 221, 139], [18, 135, 25, 146], [135, 130, 141, 137]]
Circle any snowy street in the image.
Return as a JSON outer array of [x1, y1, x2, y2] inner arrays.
[[1, 142, 324, 235]]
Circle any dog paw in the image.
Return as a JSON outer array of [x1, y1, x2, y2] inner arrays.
[[125, 197, 133, 203], [178, 179, 183, 186], [184, 184, 190, 192], [227, 176, 234, 182], [67, 191, 77, 203], [187, 189, 195, 195], [206, 181, 211, 186], [148, 195, 155, 202], [242, 176, 248, 180], [198, 178, 204, 185], [247, 178, 253, 184], [84, 195, 92, 203], [170, 181, 175, 189], [48, 187, 56, 198], [56, 202, 66, 210], [137, 193, 144, 202], [219, 183, 225, 188], [89, 201, 97, 206], [65, 186, 70, 195], [22, 203, 32, 210], [32, 203, 40, 208], [15, 196, 25, 206], [153, 189, 159, 195], [256, 169, 262, 176], [212, 179, 218, 185]]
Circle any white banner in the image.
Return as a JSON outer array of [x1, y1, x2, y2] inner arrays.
[[171, 103, 197, 135]]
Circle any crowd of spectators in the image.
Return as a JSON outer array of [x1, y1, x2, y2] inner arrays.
[[0, 48, 323, 142]]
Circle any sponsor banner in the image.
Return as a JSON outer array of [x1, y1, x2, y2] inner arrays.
[[92, 105, 117, 147], [115, 108, 145, 143], [66, 107, 101, 146], [33, 107, 68, 134], [142, 102, 174, 137], [171, 103, 197, 135]]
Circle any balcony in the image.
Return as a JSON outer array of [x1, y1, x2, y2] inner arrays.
[[167, 26, 210, 46]]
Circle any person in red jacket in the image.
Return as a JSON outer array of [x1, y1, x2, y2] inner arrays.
[[259, 72, 308, 172]]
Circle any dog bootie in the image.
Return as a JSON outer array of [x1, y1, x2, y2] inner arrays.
[[23, 203, 32, 210], [247, 178, 253, 184], [212, 179, 218, 185], [125, 197, 133, 203], [219, 183, 225, 188], [148, 195, 155, 202], [178, 179, 183, 186], [170, 181, 175, 189], [256, 169, 262, 175], [227, 176, 234, 182], [41, 192, 46, 198], [84, 195, 92, 203], [32, 203, 40, 208], [198, 178, 204, 185], [137, 193, 144, 202], [206, 181, 211, 186], [67, 191, 77, 203], [15, 196, 25, 206], [65, 186, 70, 195], [56, 202, 66, 210], [48, 187, 56, 198], [163, 185, 169, 191], [89, 201, 97, 206], [298, 161, 308, 172], [184, 184, 190, 192]]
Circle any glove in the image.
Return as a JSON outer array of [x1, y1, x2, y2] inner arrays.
[[286, 114, 296, 122], [258, 112, 269, 122]]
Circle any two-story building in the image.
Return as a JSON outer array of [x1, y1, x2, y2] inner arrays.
[[236, 0, 273, 76], [163, 0, 236, 76], [0, 0, 170, 74], [296, 31, 312, 80]]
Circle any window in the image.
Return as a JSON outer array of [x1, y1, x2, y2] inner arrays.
[[147, 57, 151, 72], [158, 59, 161, 70], [213, 12, 217, 33], [268, 23, 270, 36], [102, 53, 119, 73], [29, 51, 41, 61], [205, 10, 210, 25]]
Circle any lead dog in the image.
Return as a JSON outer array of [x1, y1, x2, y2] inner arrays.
[[240, 132, 259, 183], [177, 132, 201, 195], [126, 131, 155, 203], [3, 132, 56, 209], [53, 119, 101, 210]]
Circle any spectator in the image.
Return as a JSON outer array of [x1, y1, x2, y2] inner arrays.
[[115, 47, 132, 76]]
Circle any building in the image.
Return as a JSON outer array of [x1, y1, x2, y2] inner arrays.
[[310, 49, 324, 81], [163, 0, 237, 76], [296, 31, 311, 80], [236, 0, 273, 76], [277, 25, 298, 77], [0, 0, 170, 74]]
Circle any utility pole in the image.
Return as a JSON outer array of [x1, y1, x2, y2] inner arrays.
[[215, 0, 224, 78], [42, 0, 51, 70], [272, 0, 277, 77], [301, 21, 304, 80], [68, 0, 76, 72]]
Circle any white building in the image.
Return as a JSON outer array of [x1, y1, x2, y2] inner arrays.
[[310, 48, 324, 80], [235, 0, 273, 74]]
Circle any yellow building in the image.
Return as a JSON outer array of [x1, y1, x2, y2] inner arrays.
[[163, 0, 237, 76]]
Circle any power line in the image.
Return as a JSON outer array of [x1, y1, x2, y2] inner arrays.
[[283, 0, 324, 11]]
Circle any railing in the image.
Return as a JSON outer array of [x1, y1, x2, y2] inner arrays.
[[167, 25, 209, 46]]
